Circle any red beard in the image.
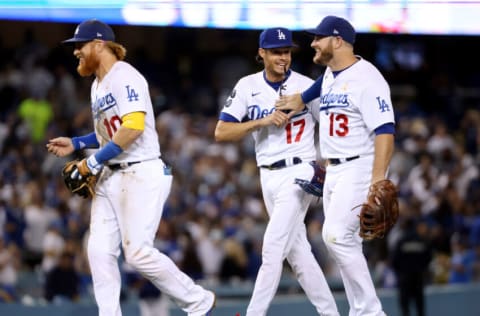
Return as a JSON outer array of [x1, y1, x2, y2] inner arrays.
[[77, 52, 99, 77]]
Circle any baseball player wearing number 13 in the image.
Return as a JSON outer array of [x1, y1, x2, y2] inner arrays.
[[215, 28, 339, 316], [46, 19, 215, 316], [276, 16, 396, 316]]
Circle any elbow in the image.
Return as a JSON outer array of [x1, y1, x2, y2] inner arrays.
[[214, 129, 226, 142]]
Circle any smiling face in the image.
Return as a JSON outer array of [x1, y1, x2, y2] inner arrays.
[[310, 36, 335, 66], [73, 40, 100, 77], [259, 47, 292, 82]]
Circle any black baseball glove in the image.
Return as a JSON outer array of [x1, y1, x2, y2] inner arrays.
[[62, 160, 97, 198], [294, 162, 326, 197]]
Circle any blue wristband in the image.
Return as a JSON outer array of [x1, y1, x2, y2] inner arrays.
[[72, 132, 99, 151], [94, 141, 124, 164]]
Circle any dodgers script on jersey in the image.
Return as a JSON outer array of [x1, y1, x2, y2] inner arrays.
[[319, 57, 395, 158], [220, 70, 318, 166], [91, 61, 160, 163]]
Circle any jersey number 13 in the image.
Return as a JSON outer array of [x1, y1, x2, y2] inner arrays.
[[329, 113, 348, 136]]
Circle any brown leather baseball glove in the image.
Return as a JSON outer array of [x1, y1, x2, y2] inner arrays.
[[62, 160, 97, 198], [358, 179, 399, 240]]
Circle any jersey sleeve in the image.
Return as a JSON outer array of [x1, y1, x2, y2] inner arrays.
[[218, 79, 248, 123], [358, 75, 395, 132], [305, 97, 320, 122], [111, 68, 148, 117]]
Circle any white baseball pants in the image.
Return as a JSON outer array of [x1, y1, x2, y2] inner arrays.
[[322, 156, 385, 316], [246, 162, 339, 316], [87, 159, 214, 316]]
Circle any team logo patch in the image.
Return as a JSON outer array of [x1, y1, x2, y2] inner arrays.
[[126, 85, 139, 102], [376, 96, 391, 112]]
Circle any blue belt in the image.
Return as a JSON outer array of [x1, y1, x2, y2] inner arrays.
[[327, 155, 360, 166], [260, 157, 302, 170]]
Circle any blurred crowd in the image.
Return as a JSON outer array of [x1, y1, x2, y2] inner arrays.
[[0, 26, 479, 308]]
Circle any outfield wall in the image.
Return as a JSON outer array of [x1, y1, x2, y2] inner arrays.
[[1, 283, 479, 316]]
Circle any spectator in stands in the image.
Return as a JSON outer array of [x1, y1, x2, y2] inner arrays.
[[0, 236, 20, 302], [44, 251, 80, 303], [17, 92, 53, 144], [449, 233, 475, 283], [22, 182, 58, 270], [41, 220, 65, 273], [407, 151, 449, 215], [219, 238, 247, 282], [392, 218, 432, 316]]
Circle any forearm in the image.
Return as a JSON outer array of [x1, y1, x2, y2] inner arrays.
[[111, 126, 143, 150], [81, 126, 141, 175], [215, 120, 264, 142], [371, 134, 394, 184]]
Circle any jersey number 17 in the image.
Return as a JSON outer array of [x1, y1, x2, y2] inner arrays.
[[285, 119, 305, 144]]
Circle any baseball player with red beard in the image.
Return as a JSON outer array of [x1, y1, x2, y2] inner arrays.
[[46, 19, 215, 316], [215, 27, 339, 316], [276, 16, 396, 316]]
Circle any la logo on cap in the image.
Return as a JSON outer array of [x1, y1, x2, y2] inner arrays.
[[277, 29, 286, 40]]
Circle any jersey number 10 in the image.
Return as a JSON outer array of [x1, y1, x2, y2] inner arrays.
[[103, 115, 122, 139], [285, 119, 305, 144]]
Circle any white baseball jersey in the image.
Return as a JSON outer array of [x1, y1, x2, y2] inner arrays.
[[219, 69, 339, 316], [90, 61, 160, 163], [319, 57, 395, 158], [86, 60, 215, 315], [220, 70, 318, 166]]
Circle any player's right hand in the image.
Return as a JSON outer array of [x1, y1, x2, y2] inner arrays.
[[275, 94, 304, 119], [264, 110, 289, 127], [46, 137, 75, 157]]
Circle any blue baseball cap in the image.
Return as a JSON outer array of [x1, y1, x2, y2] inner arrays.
[[305, 16, 356, 45], [259, 27, 297, 49], [62, 19, 115, 44]]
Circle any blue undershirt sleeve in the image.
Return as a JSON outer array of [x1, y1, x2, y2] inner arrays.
[[300, 75, 324, 104], [71, 132, 100, 151], [374, 122, 396, 135]]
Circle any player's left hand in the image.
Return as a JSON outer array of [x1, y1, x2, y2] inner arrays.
[[77, 156, 103, 176], [62, 160, 98, 198], [358, 179, 399, 240], [294, 162, 325, 197]]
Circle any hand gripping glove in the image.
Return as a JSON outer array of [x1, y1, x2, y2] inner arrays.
[[358, 179, 399, 240], [294, 162, 326, 197], [62, 160, 97, 198]]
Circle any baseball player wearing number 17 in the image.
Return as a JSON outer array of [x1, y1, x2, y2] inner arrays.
[[46, 19, 215, 316], [276, 16, 396, 316], [215, 28, 339, 316]]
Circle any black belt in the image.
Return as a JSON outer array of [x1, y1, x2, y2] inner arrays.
[[108, 157, 161, 171], [260, 157, 302, 170], [108, 161, 142, 171], [327, 156, 360, 166]]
